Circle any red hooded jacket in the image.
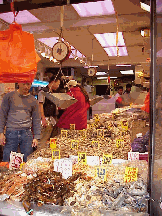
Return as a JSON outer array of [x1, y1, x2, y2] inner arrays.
[[57, 87, 90, 130]]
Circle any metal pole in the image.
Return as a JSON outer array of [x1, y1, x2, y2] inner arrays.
[[149, 0, 156, 214]]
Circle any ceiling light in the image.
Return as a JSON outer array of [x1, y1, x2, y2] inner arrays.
[[89, 66, 98, 68], [38, 37, 59, 48], [140, 2, 150, 12], [97, 77, 108, 80], [96, 72, 107, 75], [116, 64, 131, 66], [72, 0, 115, 17], [104, 47, 128, 56], [110, 77, 117, 78], [120, 70, 134, 75], [0, 10, 41, 24]]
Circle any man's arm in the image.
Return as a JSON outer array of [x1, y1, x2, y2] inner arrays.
[[32, 100, 41, 141], [38, 91, 47, 127]]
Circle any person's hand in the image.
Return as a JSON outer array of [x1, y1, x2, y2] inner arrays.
[[41, 117, 47, 127], [32, 139, 38, 148], [0, 133, 5, 146]]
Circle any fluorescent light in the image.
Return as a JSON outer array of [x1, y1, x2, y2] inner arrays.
[[116, 64, 131, 66], [104, 47, 128, 56], [89, 66, 98, 68], [0, 10, 41, 24], [69, 50, 85, 58], [94, 32, 125, 47], [120, 70, 134, 75], [110, 77, 117, 78], [140, 2, 150, 12], [72, 0, 115, 17], [38, 37, 59, 48], [96, 72, 107, 75], [97, 77, 107, 80], [32, 80, 49, 87]]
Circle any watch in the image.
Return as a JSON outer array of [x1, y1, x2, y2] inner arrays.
[[52, 41, 70, 62], [88, 68, 97, 76]]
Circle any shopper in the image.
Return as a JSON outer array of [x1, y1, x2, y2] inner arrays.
[[124, 84, 132, 94], [114, 86, 123, 108], [0, 83, 41, 162], [57, 80, 90, 130], [121, 83, 133, 106]]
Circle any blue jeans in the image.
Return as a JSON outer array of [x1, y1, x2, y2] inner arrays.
[[3, 129, 33, 162]]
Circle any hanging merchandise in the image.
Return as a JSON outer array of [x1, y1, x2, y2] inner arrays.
[[0, 2, 40, 83]]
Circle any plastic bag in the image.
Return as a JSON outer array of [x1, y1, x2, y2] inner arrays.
[[0, 22, 40, 83]]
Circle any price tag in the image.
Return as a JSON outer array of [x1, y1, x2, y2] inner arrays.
[[102, 154, 112, 165], [121, 120, 128, 131], [61, 130, 67, 138], [116, 139, 124, 148], [128, 152, 139, 161], [94, 114, 100, 122], [124, 167, 138, 182], [92, 140, 99, 148], [96, 167, 106, 181], [52, 150, 60, 160], [20, 162, 26, 171], [70, 124, 75, 130], [89, 124, 94, 129], [50, 138, 57, 149], [54, 158, 72, 179], [71, 140, 79, 149], [78, 152, 87, 165], [97, 129, 104, 138], [87, 156, 100, 166]]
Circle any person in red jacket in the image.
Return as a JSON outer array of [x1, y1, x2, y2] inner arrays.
[[141, 89, 150, 113], [57, 80, 90, 130]]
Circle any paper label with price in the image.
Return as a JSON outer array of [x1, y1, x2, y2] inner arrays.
[[54, 158, 72, 179], [87, 156, 99, 166], [121, 120, 128, 131], [78, 152, 87, 165], [97, 129, 104, 138], [70, 124, 75, 130], [116, 139, 124, 148], [71, 140, 79, 149], [92, 140, 99, 148], [61, 130, 67, 138], [94, 114, 100, 122], [52, 150, 60, 160], [102, 154, 112, 165], [50, 138, 57, 149], [128, 152, 139, 161], [124, 167, 138, 182], [96, 167, 106, 181]]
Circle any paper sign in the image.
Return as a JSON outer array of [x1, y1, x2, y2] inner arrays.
[[121, 120, 128, 131], [70, 124, 75, 130], [52, 150, 60, 160], [78, 153, 87, 165], [71, 140, 79, 149], [69, 155, 78, 165], [89, 124, 94, 129], [50, 138, 57, 149], [116, 139, 124, 148], [97, 129, 104, 138], [96, 167, 106, 181], [87, 156, 100, 166], [61, 130, 67, 138], [102, 154, 112, 165], [54, 158, 72, 179], [20, 162, 26, 171], [94, 114, 100, 122], [124, 167, 138, 182], [128, 152, 139, 161], [78, 129, 87, 138], [92, 140, 99, 148], [9, 151, 24, 170]]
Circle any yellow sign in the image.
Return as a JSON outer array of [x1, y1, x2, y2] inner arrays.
[[124, 167, 138, 182], [96, 167, 106, 181], [116, 139, 124, 148], [102, 154, 112, 165], [50, 138, 57, 149], [94, 114, 100, 122], [52, 150, 60, 160], [20, 162, 26, 171], [78, 152, 87, 165], [121, 120, 128, 131], [89, 124, 94, 129], [97, 129, 104, 138], [71, 140, 79, 149], [61, 130, 67, 138], [92, 140, 99, 148], [70, 124, 75, 130]]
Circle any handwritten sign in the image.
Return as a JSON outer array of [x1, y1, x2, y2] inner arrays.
[[121, 120, 128, 131], [89, 124, 94, 129], [71, 140, 79, 149], [102, 154, 112, 165], [50, 138, 57, 149], [52, 150, 60, 160], [94, 114, 100, 122], [54, 158, 72, 179], [70, 124, 75, 130], [9, 151, 24, 170], [61, 130, 67, 138], [128, 152, 139, 161], [124, 167, 138, 182], [20, 162, 26, 171], [78, 153, 87, 165], [96, 167, 106, 181], [87, 156, 100, 166], [97, 129, 104, 138], [92, 140, 99, 148], [116, 139, 124, 148]]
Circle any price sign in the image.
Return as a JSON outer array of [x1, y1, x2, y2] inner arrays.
[[116, 139, 124, 148], [61, 130, 67, 138], [50, 138, 57, 149], [52, 150, 60, 160], [70, 124, 75, 130], [92, 140, 99, 148], [87, 156, 99, 166], [97, 129, 104, 138], [89, 124, 94, 129], [121, 120, 128, 131], [78, 153, 87, 165], [54, 158, 72, 179], [20, 162, 26, 171], [102, 154, 112, 165], [71, 140, 79, 149], [128, 152, 139, 161], [96, 167, 106, 181], [124, 167, 138, 182], [94, 114, 100, 122]]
